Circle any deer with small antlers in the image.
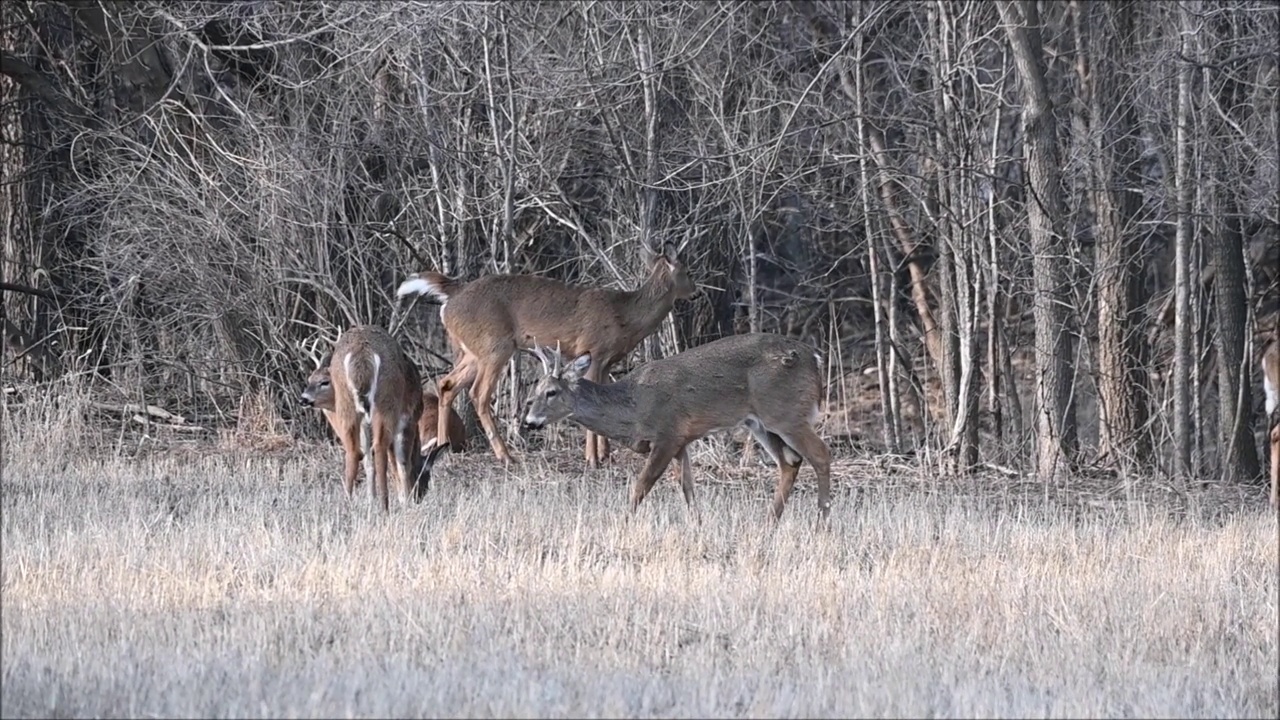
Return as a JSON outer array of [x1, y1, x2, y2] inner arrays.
[[299, 326, 446, 511], [301, 360, 467, 455], [521, 332, 833, 523], [1262, 336, 1279, 508], [396, 241, 696, 466]]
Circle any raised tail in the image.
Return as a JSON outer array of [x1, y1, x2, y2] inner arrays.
[[397, 271, 463, 303]]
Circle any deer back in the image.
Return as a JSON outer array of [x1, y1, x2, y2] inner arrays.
[[441, 244, 694, 359], [626, 333, 822, 435]]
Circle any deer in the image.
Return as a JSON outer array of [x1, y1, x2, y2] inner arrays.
[[301, 359, 467, 454], [520, 332, 833, 523], [298, 325, 446, 512], [396, 241, 696, 467], [1263, 336, 1279, 508]]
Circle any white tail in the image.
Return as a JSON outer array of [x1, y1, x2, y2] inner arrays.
[[1262, 337, 1279, 508], [300, 325, 445, 512], [397, 241, 696, 467], [521, 332, 832, 523]]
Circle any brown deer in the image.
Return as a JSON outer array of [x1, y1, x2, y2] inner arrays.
[[1263, 337, 1279, 508], [301, 360, 467, 454], [521, 333, 833, 523], [298, 326, 446, 512], [396, 241, 695, 467]]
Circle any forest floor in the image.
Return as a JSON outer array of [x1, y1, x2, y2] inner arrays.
[[1, 375, 1277, 718]]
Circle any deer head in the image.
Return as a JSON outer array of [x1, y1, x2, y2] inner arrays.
[[524, 346, 591, 429]]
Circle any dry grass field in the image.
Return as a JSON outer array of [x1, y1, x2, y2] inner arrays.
[[2, 384, 1277, 719]]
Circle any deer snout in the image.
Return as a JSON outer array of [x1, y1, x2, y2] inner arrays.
[[300, 392, 315, 408], [522, 413, 546, 430]]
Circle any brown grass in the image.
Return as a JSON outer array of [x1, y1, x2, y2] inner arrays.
[[2, 385, 1277, 719]]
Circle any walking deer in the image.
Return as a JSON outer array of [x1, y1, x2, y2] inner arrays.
[[1263, 337, 1279, 508], [396, 241, 695, 467], [301, 360, 467, 454], [521, 332, 833, 523], [298, 326, 446, 512]]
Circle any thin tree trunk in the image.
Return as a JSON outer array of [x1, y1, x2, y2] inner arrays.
[[999, 0, 1078, 483], [1171, 1, 1197, 480], [855, 12, 900, 453], [931, 1, 980, 471]]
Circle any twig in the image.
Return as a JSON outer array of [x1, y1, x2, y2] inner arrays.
[[129, 415, 207, 430], [90, 401, 188, 425]]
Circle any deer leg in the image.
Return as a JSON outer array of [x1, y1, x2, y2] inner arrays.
[[746, 423, 802, 520], [392, 416, 415, 505], [582, 362, 610, 468], [631, 439, 680, 513], [774, 425, 833, 524], [437, 355, 477, 452], [372, 420, 390, 513], [471, 348, 514, 463], [1270, 423, 1279, 509], [770, 450, 802, 522], [743, 419, 785, 466], [360, 419, 376, 504], [676, 445, 700, 525], [339, 424, 363, 497]]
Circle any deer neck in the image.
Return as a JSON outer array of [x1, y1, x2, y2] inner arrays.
[[568, 379, 638, 441], [617, 265, 676, 335]]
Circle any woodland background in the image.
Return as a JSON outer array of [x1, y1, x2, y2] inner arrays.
[[2, 0, 1278, 486]]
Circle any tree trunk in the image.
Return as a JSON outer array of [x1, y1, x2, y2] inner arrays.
[[1073, 0, 1152, 472], [999, 0, 1078, 483], [1209, 199, 1261, 483], [854, 11, 901, 454], [1171, 1, 1197, 479], [1200, 13, 1262, 483]]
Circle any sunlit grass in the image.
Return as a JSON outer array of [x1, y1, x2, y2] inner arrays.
[[2, 389, 1276, 718]]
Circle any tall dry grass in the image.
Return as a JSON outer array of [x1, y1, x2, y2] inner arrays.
[[2, 387, 1277, 718]]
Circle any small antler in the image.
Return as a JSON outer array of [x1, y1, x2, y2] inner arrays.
[[530, 342, 565, 377], [300, 337, 323, 368], [552, 341, 566, 376], [529, 343, 553, 376], [300, 332, 339, 370]]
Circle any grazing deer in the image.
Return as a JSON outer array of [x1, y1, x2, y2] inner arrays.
[[396, 241, 695, 467], [1263, 337, 1279, 508], [299, 326, 445, 512], [521, 333, 833, 523], [301, 360, 467, 454]]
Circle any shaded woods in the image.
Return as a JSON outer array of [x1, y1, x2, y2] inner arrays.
[[2, 1, 1277, 485]]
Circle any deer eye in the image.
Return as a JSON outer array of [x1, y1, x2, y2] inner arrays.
[[545, 389, 558, 398]]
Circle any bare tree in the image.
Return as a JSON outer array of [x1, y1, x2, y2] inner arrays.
[[999, 0, 1078, 483], [1, 0, 1274, 479], [1199, 4, 1263, 483], [1071, 1, 1153, 472]]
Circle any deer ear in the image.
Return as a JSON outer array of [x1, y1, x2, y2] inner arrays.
[[564, 353, 592, 382], [663, 241, 679, 264]]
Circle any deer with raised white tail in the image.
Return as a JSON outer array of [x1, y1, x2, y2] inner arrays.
[[521, 332, 833, 523], [396, 241, 695, 467], [1262, 336, 1279, 508], [299, 326, 445, 512]]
